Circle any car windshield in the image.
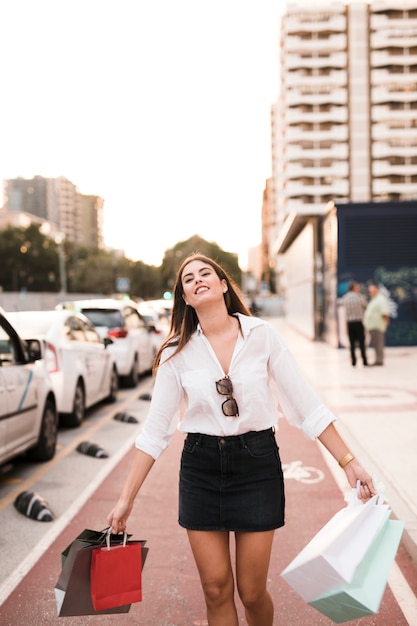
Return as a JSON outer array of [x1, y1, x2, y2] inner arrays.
[[7, 312, 58, 336], [81, 309, 125, 328]]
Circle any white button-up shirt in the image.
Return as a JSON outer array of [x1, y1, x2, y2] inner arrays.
[[135, 314, 335, 459]]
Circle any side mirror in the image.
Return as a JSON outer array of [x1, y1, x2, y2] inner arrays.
[[26, 339, 42, 362], [103, 337, 114, 348]]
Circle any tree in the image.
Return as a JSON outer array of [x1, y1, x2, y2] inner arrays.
[[160, 235, 242, 294], [0, 227, 244, 298], [129, 261, 162, 299], [0, 225, 60, 291]]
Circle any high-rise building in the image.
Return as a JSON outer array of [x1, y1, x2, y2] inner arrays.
[[271, 0, 417, 342], [80, 194, 104, 249], [272, 0, 417, 239], [2, 175, 103, 249]]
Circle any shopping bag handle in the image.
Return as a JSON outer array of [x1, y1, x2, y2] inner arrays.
[[345, 479, 385, 507], [105, 526, 128, 550]]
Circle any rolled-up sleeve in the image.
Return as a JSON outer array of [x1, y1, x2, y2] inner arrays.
[[135, 355, 184, 459], [268, 329, 335, 439]]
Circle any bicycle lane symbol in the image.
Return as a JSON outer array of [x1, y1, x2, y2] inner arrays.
[[282, 460, 325, 484]]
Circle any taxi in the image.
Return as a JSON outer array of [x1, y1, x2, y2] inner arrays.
[[0, 307, 58, 466]]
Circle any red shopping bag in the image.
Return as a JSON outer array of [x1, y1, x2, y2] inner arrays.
[[90, 533, 143, 611]]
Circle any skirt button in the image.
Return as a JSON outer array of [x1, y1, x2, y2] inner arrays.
[[219, 438, 226, 445]]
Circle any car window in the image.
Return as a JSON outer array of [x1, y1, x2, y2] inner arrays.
[[124, 307, 145, 330], [65, 316, 87, 341], [0, 327, 17, 365], [82, 309, 125, 328]]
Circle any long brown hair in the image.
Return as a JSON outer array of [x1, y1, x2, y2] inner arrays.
[[153, 254, 251, 371]]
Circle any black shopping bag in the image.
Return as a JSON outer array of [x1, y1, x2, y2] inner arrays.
[[60, 527, 132, 567], [54, 530, 148, 616]]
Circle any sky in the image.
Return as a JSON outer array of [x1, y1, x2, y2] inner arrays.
[[0, 0, 286, 268]]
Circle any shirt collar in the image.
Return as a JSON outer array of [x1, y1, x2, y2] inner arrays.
[[196, 313, 264, 338]]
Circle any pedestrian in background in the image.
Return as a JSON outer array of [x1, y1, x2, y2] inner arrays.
[[107, 253, 376, 626], [341, 280, 368, 367], [364, 282, 390, 366]]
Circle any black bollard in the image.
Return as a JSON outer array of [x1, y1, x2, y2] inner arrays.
[[76, 441, 109, 458], [114, 412, 138, 423], [14, 490, 54, 522]]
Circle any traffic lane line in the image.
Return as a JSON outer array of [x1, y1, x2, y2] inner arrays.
[[0, 416, 415, 624]]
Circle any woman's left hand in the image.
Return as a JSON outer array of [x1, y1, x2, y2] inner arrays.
[[344, 459, 377, 501]]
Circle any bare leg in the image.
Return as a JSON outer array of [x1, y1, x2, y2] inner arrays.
[[187, 530, 239, 626], [235, 530, 275, 626]]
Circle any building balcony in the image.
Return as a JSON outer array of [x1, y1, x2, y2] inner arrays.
[[373, 162, 417, 176], [371, 68, 417, 85], [283, 33, 347, 54], [286, 163, 349, 178], [285, 127, 348, 142], [286, 88, 347, 106], [371, 50, 417, 68], [285, 73, 347, 90], [372, 141, 417, 158], [372, 124, 417, 141], [286, 108, 348, 124], [373, 179, 417, 196], [286, 180, 349, 197], [371, 31, 417, 50], [284, 14, 346, 35], [371, 85, 417, 103], [286, 144, 349, 160], [284, 197, 347, 215], [284, 52, 347, 71], [370, 12, 417, 31], [372, 105, 417, 121]]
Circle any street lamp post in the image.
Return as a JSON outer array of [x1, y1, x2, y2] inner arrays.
[[55, 232, 67, 294]]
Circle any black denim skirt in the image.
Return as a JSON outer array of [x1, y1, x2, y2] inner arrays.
[[179, 428, 285, 532]]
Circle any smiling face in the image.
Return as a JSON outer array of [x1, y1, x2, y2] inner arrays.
[[181, 259, 228, 309]]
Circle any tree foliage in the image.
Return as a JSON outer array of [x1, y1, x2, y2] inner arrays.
[[160, 235, 242, 293], [0, 227, 243, 297], [0, 225, 60, 291]]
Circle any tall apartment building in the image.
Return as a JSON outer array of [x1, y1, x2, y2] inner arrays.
[[271, 0, 417, 339], [272, 0, 417, 238], [2, 175, 103, 249]]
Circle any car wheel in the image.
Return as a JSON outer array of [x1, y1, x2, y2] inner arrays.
[[28, 396, 58, 462], [105, 366, 119, 403], [62, 379, 85, 428], [125, 356, 139, 388]]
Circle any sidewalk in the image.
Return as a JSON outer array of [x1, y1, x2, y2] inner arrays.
[[270, 317, 417, 566]]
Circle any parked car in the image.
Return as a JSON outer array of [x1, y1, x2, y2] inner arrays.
[[8, 310, 118, 428], [0, 307, 58, 465], [138, 302, 170, 352], [58, 298, 154, 387]]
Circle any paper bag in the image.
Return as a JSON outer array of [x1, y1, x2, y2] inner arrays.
[[309, 518, 404, 623], [54, 529, 148, 616], [90, 541, 143, 611], [281, 494, 390, 601]]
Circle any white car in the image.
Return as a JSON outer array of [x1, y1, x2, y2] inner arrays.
[[0, 308, 58, 465], [8, 310, 118, 428], [138, 302, 170, 352], [59, 298, 154, 387]]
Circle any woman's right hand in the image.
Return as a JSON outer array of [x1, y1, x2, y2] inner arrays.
[[107, 498, 133, 534]]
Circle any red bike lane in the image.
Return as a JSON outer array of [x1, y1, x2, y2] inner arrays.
[[0, 417, 415, 625]]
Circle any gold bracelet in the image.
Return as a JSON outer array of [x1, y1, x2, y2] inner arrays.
[[338, 452, 355, 468]]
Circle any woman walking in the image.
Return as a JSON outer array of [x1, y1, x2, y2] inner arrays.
[[107, 253, 375, 626]]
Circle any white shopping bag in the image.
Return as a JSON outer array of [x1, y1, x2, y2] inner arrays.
[[281, 488, 390, 602]]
